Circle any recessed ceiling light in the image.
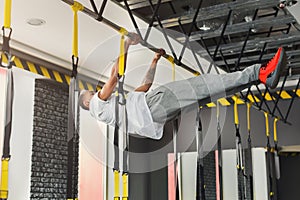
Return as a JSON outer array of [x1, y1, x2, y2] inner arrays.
[[26, 18, 46, 26], [199, 24, 211, 31]]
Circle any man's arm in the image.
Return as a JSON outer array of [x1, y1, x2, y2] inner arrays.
[[99, 33, 141, 101], [135, 49, 165, 92]]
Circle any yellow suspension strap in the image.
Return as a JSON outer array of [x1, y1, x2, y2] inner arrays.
[[246, 103, 254, 200], [273, 118, 280, 179], [0, 1, 14, 199], [66, 2, 83, 200], [165, 55, 176, 81], [264, 112, 274, 200], [233, 96, 247, 200], [114, 27, 129, 200], [273, 118, 280, 198]]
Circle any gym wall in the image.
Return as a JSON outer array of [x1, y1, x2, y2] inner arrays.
[[0, 67, 41, 199]]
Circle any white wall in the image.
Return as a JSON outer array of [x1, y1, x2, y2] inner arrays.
[[78, 109, 108, 200], [223, 149, 239, 199], [170, 148, 269, 200], [0, 66, 44, 199], [252, 148, 268, 200]]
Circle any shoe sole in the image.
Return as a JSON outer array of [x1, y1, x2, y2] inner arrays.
[[268, 48, 287, 89]]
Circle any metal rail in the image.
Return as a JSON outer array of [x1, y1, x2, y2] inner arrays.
[[61, 0, 200, 76]]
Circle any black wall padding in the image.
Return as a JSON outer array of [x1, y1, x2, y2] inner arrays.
[[30, 79, 79, 199]]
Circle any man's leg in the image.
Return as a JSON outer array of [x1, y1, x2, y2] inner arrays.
[[146, 64, 260, 123], [146, 47, 286, 123]]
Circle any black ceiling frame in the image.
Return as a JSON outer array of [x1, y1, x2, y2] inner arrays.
[[121, 0, 200, 75], [144, 0, 179, 63], [89, 0, 108, 20], [143, 0, 162, 43], [235, 9, 259, 71], [176, 2, 205, 74], [113, 0, 300, 124], [206, 10, 233, 74], [177, 0, 203, 64]]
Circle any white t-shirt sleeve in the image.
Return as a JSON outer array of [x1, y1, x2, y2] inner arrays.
[[89, 92, 115, 126]]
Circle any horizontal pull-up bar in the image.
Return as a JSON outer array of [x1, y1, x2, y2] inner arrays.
[[61, 0, 200, 76]]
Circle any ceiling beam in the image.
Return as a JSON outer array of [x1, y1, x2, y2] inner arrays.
[[120, 0, 173, 10], [198, 33, 300, 55], [156, 0, 280, 28], [176, 14, 296, 42], [214, 50, 300, 66]]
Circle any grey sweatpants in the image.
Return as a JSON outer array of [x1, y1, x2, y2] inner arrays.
[[145, 64, 261, 123]]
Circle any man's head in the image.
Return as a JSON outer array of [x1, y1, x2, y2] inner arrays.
[[78, 90, 95, 110]]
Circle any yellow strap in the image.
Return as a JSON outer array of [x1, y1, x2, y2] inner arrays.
[[247, 103, 252, 132], [273, 118, 278, 142], [119, 34, 126, 76], [4, 0, 12, 28], [122, 173, 128, 198], [233, 96, 239, 125], [114, 170, 120, 198], [264, 112, 270, 137], [165, 55, 176, 81], [119, 27, 128, 36], [171, 62, 175, 81], [0, 159, 9, 199], [71, 1, 84, 58], [194, 71, 201, 76]]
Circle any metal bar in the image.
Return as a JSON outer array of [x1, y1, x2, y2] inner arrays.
[[198, 33, 300, 56], [123, 0, 143, 37], [98, 0, 108, 17], [60, 0, 200, 76], [214, 49, 300, 68], [144, 0, 162, 43], [238, 90, 292, 125], [168, 1, 176, 14], [180, 14, 295, 42], [265, 87, 285, 120], [157, 0, 280, 28], [208, 10, 232, 73], [259, 43, 268, 63], [286, 23, 292, 34], [235, 9, 259, 71], [255, 85, 272, 113], [178, 0, 203, 63], [177, 20, 204, 74], [62, 0, 123, 31], [235, 29, 252, 71], [152, 9, 178, 62], [190, 44, 205, 74], [122, 0, 172, 10], [271, 68, 289, 116], [219, 49, 231, 72], [89, 0, 98, 13], [284, 77, 300, 122]]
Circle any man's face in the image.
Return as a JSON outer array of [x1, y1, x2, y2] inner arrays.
[[84, 91, 95, 108]]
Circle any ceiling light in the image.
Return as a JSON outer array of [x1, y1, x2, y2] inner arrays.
[[26, 18, 46, 26], [199, 24, 211, 31]]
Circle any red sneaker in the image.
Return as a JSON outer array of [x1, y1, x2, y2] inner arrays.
[[259, 47, 287, 89]]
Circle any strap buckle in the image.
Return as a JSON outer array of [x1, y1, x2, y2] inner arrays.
[[1, 27, 13, 68]]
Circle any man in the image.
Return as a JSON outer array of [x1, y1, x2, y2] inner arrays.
[[79, 33, 287, 140]]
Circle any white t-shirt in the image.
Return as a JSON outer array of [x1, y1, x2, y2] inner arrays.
[[89, 91, 164, 140]]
